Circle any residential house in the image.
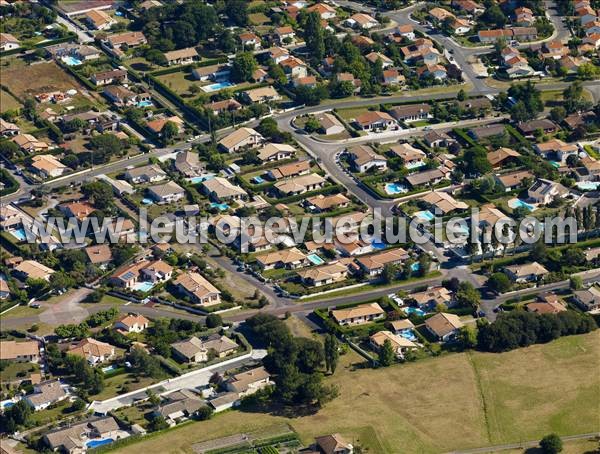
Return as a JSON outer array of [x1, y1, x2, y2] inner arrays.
[[267, 46, 290, 64], [425, 312, 463, 341], [504, 261, 549, 283], [534, 139, 579, 162], [103, 85, 137, 106], [468, 124, 506, 140], [203, 335, 238, 358], [146, 115, 183, 137], [44, 417, 122, 452], [84, 9, 116, 30], [305, 193, 351, 213], [515, 7, 535, 26], [201, 177, 247, 203], [0, 340, 40, 363], [417, 64, 448, 80], [0, 118, 20, 137], [191, 63, 231, 81], [541, 40, 569, 60], [450, 18, 472, 35], [280, 56, 308, 79], [30, 154, 67, 178], [429, 7, 455, 23], [348, 145, 388, 173], [517, 119, 559, 137], [274, 26, 295, 44], [382, 69, 405, 86], [238, 32, 261, 50], [175, 150, 204, 178], [0, 33, 19, 51], [218, 127, 264, 153], [153, 389, 206, 423], [317, 112, 345, 135], [268, 160, 311, 180], [405, 168, 445, 188], [525, 293, 567, 314], [0, 205, 25, 231], [306, 3, 336, 19], [420, 191, 468, 215], [370, 330, 417, 358], [331, 302, 385, 326], [91, 69, 128, 86], [225, 366, 272, 397], [67, 338, 115, 365], [171, 337, 208, 363], [314, 434, 353, 454], [298, 262, 349, 287], [140, 260, 173, 283], [59, 201, 95, 221], [495, 170, 534, 191], [25, 380, 67, 411], [114, 314, 150, 333], [175, 271, 222, 306], [573, 286, 600, 312], [410, 286, 453, 310], [205, 98, 242, 115], [124, 164, 167, 184], [424, 130, 455, 148], [12, 134, 49, 153], [255, 247, 309, 270], [527, 179, 569, 205], [164, 47, 198, 66], [365, 52, 394, 68], [334, 234, 373, 257], [274, 173, 326, 196], [345, 13, 379, 29], [241, 86, 282, 104], [258, 143, 296, 162], [354, 111, 396, 132], [147, 181, 186, 204], [336, 72, 362, 93], [487, 147, 521, 168], [388, 103, 432, 122], [14, 260, 54, 282], [453, 0, 485, 14], [357, 248, 409, 277], [294, 75, 318, 88], [84, 244, 113, 265], [105, 31, 148, 48]]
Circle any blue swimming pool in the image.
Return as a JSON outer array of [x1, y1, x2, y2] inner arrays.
[[137, 100, 153, 108], [405, 161, 425, 170], [102, 364, 118, 374], [576, 181, 600, 191], [201, 81, 235, 93], [404, 307, 426, 317], [2, 401, 15, 409], [86, 438, 114, 449], [210, 202, 230, 211], [549, 161, 561, 168], [385, 183, 407, 195], [414, 210, 435, 221], [307, 253, 325, 265], [371, 241, 386, 250], [410, 262, 421, 272], [508, 198, 536, 211], [133, 281, 155, 293], [61, 56, 82, 66], [398, 329, 417, 342], [10, 228, 27, 242], [189, 174, 215, 184], [141, 198, 154, 205], [253, 176, 265, 184]]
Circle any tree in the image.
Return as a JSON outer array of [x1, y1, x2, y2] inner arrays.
[[49, 271, 75, 291], [146, 389, 161, 407], [148, 414, 169, 432], [577, 63, 598, 80], [569, 276, 583, 290], [455, 282, 481, 310], [324, 334, 339, 374], [457, 325, 477, 349], [457, 89, 467, 102], [539, 434, 563, 454], [196, 405, 213, 420], [487, 272, 512, 294], [304, 11, 325, 61], [0, 140, 19, 159], [231, 52, 257, 83], [381, 263, 396, 284], [160, 121, 179, 143], [206, 313, 223, 328], [225, 0, 248, 26], [81, 181, 113, 210], [529, 240, 547, 262], [549, 106, 566, 123], [378, 339, 395, 366]]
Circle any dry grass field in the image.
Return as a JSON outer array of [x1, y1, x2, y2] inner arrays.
[[113, 330, 600, 454], [2, 62, 82, 99]]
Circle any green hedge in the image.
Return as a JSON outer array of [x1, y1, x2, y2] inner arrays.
[[265, 183, 343, 205], [0, 169, 19, 196]]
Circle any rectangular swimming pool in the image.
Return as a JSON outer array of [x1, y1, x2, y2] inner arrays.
[[61, 56, 82, 66], [201, 81, 235, 93], [86, 438, 114, 449], [414, 210, 435, 221], [307, 254, 325, 265], [133, 281, 155, 293], [10, 228, 27, 242]]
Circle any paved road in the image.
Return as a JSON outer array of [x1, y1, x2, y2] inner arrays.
[[90, 349, 267, 414], [447, 432, 600, 454]]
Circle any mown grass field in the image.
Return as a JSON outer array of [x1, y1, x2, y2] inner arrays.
[[112, 331, 600, 454]]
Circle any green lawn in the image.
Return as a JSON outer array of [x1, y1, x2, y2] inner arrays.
[[0, 362, 38, 383], [111, 329, 600, 454]]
